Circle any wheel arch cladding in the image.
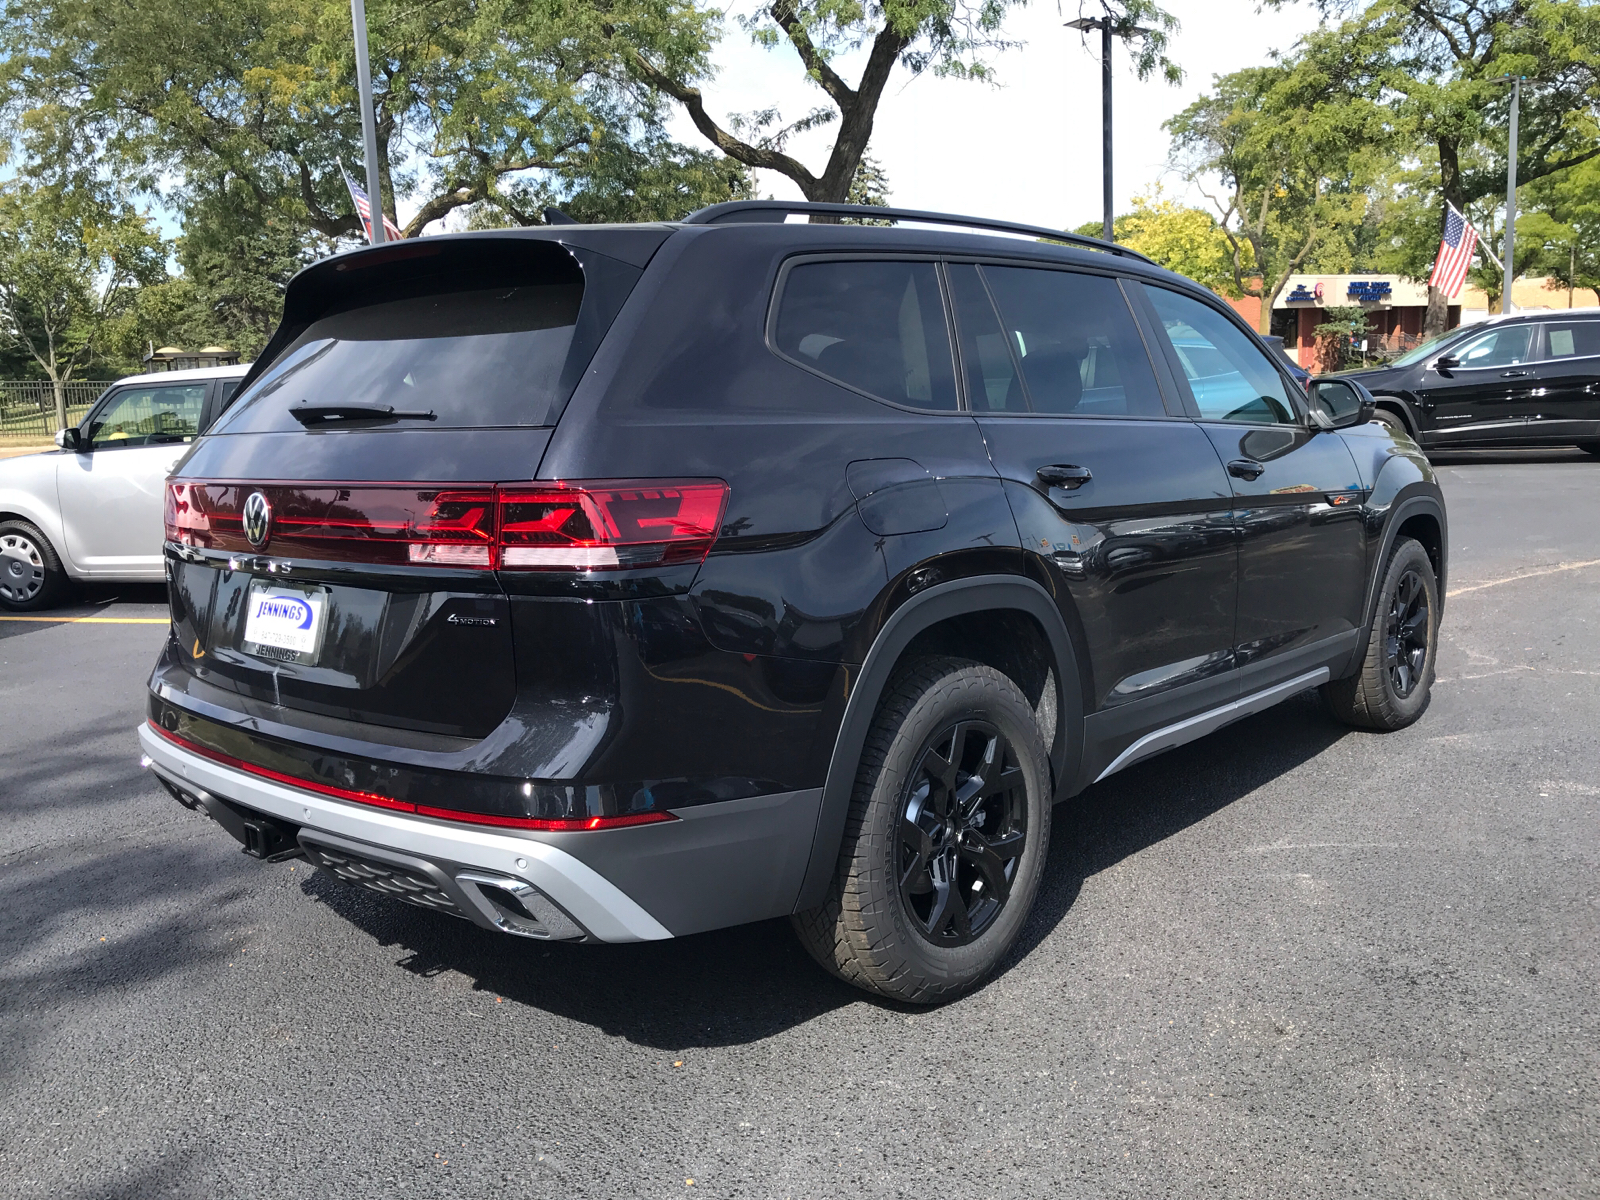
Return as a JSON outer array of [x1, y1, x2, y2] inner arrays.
[[1373, 394, 1419, 436], [1359, 477, 1448, 657], [792, 575, 1081, 913]]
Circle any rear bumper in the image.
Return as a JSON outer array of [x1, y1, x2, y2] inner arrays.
[[137, 723, 822, 942]]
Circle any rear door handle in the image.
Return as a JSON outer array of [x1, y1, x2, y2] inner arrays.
[[1500, 370, 1531, 378], [1227, 459, 1265, 481], [1037, 464, 1092, 490]]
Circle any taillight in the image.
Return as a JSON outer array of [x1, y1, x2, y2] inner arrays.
[[165, 479, 728, 572], [499, 481, 728, 571]]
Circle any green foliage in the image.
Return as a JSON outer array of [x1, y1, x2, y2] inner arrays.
[[0, 0, 743, 239], [1166, 46, 1390, 331], [0, 182, 165, 408], [1074, 190, 1246, 294], [1517, 156, 1600, 298]]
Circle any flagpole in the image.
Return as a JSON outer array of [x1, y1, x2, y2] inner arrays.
[[1450, 202, 1503, 273], [351, 0, 385, 244]]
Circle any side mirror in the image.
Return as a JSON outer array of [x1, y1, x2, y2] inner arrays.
[[54, 427, 83, 451], [1307, 379, 1376, 430], [1434, 354, 1459, 371]]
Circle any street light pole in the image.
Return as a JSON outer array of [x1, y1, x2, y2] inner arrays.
[[1100, 20, 1113, 243], [1067, 14, 1153, 245], [351, 0, 385, 245], [1502, 75, 1519, 316]]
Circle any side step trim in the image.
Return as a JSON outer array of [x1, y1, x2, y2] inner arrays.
[[1093, 668, 1330, 784]]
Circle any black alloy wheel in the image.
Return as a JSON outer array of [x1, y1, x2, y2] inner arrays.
[[1384, 568, 1430, 698], [1323, 535, 1438, 731], [898, 720, 1027, 946], [791, 657, 1054, 1004]]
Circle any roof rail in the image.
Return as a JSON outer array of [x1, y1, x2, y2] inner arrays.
[[681, 200, 1157, 265]]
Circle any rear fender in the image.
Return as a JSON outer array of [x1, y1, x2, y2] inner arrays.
[[792, 574, 1081, 912]]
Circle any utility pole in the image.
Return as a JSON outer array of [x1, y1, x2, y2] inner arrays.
[[351, 0, 385, 244], [1067, 13, 1153, 244], [1501, 75, 1522, 315]]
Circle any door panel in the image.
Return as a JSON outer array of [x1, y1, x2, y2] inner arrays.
[[1419, 323, 1539, 444], [954, 265, 1237, 712], [56, 383, 206, 575], [984, 421, 1238, 712], [1198, 423, 1367, 664], [1138, 283, 1367, 672], [1528, 319, 1600, 441]]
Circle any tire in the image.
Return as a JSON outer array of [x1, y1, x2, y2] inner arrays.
[[791, 657, 1053, 1005], [0, 519, 68, 611], [1575, 442, 1600, 458], [1323, 537, 1438, 731], [1372, 407, 1411, 441]]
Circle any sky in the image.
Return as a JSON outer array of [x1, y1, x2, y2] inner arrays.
[[657, 0, 1324, 231]]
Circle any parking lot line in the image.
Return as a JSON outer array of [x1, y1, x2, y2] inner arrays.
[[0, 616, 168, 624], [1447, 557, 1600, 598]]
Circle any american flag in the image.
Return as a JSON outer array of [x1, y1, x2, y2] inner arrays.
[[340, 164, 403, 243], [1428, 205, 1477, 298]]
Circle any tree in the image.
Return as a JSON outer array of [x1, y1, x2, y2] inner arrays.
[[0, 0, 746, 241], [622, 0, 1175, 205], [0, 183, 165, 429], [1167, 47, 1389, 333], [1073, 189, 1246, 294], [1516, 156, 1600, 305], [1274, 0, 1600, 334]]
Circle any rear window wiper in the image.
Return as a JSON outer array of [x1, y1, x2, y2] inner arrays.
[[288, 403, 437, 426]]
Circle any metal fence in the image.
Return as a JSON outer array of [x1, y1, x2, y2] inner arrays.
[[0, 381, 112, 440]]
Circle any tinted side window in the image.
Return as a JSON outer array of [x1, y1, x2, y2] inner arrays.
[[1145, 286, 1297, 425], [774, 261, 958, 411], [1539, 320, 1600, 360], [980, 266, 1165, 417], [1452, 324, 1532, 368], [86, 384, 207, 450], [946, 264, 1024, 412]]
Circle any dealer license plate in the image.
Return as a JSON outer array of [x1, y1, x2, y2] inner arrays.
[[242, 581, 328, 665]]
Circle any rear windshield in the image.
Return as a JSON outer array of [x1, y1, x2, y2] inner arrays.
[[213, 284, 583, 433]]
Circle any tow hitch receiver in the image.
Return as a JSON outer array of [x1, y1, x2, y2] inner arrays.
[[240, 814, 302, 861]]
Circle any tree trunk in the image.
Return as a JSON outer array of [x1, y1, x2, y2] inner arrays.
[[1424, 137, 1465, 338], [52, 376, 67, 433]]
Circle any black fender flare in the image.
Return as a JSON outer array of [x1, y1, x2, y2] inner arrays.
[[1345, 488, 1448, 678], [791, 574, 1081, 913], [1370, 392, 1423, 440]]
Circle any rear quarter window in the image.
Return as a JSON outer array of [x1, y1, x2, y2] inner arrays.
[[772, 260, 959, 411]]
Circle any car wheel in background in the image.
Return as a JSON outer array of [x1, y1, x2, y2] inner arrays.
[[1575, 442, 1600, 458], [0, 520, 68, 611], [792, 657, 1052, 1005], [1324, 536, 1438, 731], [1372, 407, 1411, 441]]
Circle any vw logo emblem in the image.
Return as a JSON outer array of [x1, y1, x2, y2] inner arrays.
[[242, 491, 273, 550]]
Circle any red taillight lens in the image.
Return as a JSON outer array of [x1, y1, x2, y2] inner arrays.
[[165, 479, 728, 572], [498, 481, 728, 571]]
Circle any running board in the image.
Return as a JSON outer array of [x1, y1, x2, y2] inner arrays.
[[1093, 668, 1331, 784]]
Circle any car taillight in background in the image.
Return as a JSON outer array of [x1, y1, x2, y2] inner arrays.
[[165, 480, 728, 571]]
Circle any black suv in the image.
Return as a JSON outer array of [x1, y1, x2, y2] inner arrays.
[[1343, 309, 1600, 454], [140, 201, 1447, 1003]]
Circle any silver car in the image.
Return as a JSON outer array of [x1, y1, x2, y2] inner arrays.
[[0, 365, 247, 610]]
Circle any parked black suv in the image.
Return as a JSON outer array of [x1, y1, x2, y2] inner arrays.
[[1342, 309, 1600, 454], [140, 201, 1447, 1003]]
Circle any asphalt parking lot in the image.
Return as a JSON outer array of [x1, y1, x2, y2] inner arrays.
[[2, 449, 1597, 1200]]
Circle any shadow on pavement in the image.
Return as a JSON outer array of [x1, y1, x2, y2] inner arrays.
[[305, 691, 1352, 1046]]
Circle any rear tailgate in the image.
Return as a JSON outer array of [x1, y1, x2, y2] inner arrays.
[[162, 231, 662, 739]]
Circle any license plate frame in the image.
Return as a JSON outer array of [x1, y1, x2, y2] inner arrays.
[[241, 580, 329, 666]]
